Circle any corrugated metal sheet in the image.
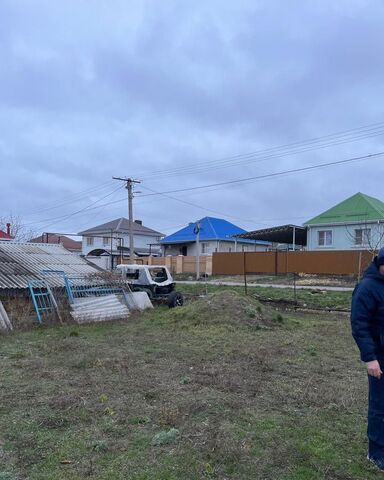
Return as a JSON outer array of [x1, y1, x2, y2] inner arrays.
[[0, 242, 100, 290], [70, 294, 130, 323], [0, 301, 13, 331]]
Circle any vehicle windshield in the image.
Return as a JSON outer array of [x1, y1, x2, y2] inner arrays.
[[149, 267, 168, 283]]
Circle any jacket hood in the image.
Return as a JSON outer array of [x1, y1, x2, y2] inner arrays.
[[364, 255, 384, 281]]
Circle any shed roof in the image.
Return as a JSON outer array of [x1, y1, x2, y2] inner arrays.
[[236, 224, 307, 245], [160, 217, 270, 245], [304, 192, 384, 225], [0, 242, 99, 290]]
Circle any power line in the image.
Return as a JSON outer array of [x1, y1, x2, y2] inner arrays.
[[136, 121, 384, 179], [26, 149, 379, 222], [20, 150, 384, 232], [146, 129, 384, 179], [23, 184, 125, 230], [24, 180, 117, 216], [137, 151, 384, 197], [139, 185, 265, 224]]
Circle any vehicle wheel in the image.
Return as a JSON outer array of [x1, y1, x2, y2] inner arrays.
[[167, 291, 184, 308]]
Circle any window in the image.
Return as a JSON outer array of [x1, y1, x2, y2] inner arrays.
[[123, 269, 140, 280], [355, 228, 371, 245], [103, 237, 110, 246], [86, 237, 94, 246], [318, 230, 332, 246], [201, 243, 207, 254]]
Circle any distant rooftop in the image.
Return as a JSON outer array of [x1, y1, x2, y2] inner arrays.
[[0, 230, 13, 240], [78, 218, 163, 237], [304, 192, 384, 225], [161, 217, 270, 245], [236, 224, 307, 246], [29, 234, 82, 251]]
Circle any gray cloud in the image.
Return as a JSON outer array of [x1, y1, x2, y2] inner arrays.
[[0, 0, 383, 237]]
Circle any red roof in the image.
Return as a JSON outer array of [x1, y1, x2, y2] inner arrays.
[[29, 234, 82, 252], [0, 230, 13, 240]]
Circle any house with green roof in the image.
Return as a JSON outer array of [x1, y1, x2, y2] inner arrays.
[[304, 192, 384, 251]]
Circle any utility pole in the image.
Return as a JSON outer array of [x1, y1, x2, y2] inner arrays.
[[194, 221, 201, 280], [113, 177, 141, 264]]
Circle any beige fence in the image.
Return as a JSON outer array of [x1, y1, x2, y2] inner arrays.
[[212, 250, 374, 276], [122, 255, 213, 275]]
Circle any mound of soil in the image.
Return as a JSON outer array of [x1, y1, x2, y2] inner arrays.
[[169, 290, 282, 329]]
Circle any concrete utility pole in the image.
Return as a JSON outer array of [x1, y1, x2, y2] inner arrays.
[[113, 177, 141, 264]]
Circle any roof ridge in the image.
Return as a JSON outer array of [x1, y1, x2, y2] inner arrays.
[[360, 193, 384, 214], [205, 217, 219, 239], [116, 218, 125, 231]]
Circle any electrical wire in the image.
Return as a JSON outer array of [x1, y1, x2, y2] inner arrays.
[[20, 151, 384, 232], [139, 185, 265, 224], [23, 184, 125, 230], [137, 151, 384, 197], [24, 149, 380, 226], [24, 179, 117, 216], [136, 121, 384, 179]]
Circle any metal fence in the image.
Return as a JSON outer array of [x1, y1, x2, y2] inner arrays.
[[212, 250, 374, 277]]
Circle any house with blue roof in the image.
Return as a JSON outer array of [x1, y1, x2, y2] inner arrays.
[[160, 217, 270, 256]]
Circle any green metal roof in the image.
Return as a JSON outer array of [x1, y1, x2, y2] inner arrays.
[[304, 192, 384, 225]]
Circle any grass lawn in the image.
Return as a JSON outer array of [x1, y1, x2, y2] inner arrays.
[[0, 289, 377, 479], [180, 282, 353, 311]]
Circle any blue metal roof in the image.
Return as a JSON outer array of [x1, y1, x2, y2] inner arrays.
[[160, 217, 270, 245]]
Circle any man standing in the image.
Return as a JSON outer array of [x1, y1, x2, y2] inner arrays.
[[351, 247, 384, 470]]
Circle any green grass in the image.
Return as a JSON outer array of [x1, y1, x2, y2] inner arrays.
[[0, 289, 376, 479], [180, 282, 352, 310]]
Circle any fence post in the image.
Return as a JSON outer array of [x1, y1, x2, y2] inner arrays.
[[274, 251, 278, 276], [176, 255, 183, 274], [165, 255, 172, 272], [243, 251, 248, 295], [293, 272, 297, 307], [206, 255, 213, 276]]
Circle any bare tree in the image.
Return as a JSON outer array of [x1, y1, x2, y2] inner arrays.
[[345, 220, 384, 256], [0, 214, 37, 242], [344, 221, 384, 280]]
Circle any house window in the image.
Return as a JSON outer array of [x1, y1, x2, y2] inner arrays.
[[103, 237, 110, 246], [86, 237, 94, 246], [355, 228, 371, 246], [201, 243, 207, 254], [318, 230, 332, 246]]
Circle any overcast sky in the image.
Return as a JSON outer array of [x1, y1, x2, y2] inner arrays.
[[1, 0, 384, 238]]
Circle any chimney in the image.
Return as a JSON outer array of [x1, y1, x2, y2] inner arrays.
[[6, 223, 11, 236], [134, 220, 142, 225]]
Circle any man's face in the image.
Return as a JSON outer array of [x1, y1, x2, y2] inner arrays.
[[379, 265, 384, 276]]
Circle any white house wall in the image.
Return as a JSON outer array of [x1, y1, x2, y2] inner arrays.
[[307, 222, 384, 251], [163, 240, 268, 256], [82, 233, 161, 256]]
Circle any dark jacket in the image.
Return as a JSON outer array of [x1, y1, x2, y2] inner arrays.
[[351, 251, 384, 362]]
